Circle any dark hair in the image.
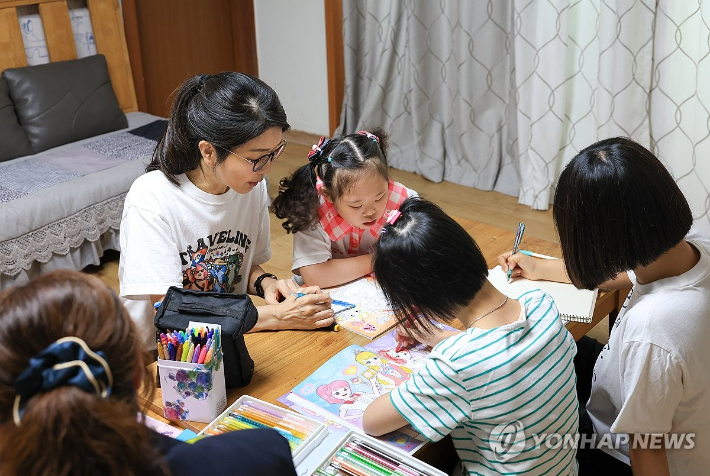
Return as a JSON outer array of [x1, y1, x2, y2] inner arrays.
[[147, 72, 290, 185], [373, 197, 489, 334], [0, 271, 166, 476], [270, 128, 390, 233], [554, 137, 693, 289]]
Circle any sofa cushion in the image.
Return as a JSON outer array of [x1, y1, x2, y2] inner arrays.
[[0, 77, 34, 162], [2, 55, 128, 154]]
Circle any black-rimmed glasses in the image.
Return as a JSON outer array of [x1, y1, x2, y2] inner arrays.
[[217, 140, 287, 172]]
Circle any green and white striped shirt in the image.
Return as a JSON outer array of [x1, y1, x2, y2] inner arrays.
[[390, 290, 578, 475]]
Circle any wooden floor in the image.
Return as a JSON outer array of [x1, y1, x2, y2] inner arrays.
[[86, 130, 609, 342]]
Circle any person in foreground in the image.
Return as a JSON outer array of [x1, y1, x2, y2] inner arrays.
[[361, 197, 579, 475], [499, 137, 710, 476], [0, 270, 297, 476], [119, 72, 332, 349], [271, 129, 417, 288]]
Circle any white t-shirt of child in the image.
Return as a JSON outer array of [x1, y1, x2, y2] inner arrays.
[[390, 290, 579, 475], [586, 229, 710, 474], [291, 185, 417, 273], [119, 171, 271, 348]]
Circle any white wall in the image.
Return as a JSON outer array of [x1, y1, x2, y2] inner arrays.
[[254, 0, 329, 135]]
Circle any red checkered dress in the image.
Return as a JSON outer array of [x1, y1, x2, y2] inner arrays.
[[315, 179, 408, 255]]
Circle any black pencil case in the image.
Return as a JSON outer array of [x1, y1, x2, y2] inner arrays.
[[154, 286, 258, 388]]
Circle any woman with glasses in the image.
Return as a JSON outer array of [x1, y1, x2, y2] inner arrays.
[[119, 72, 334, 349]]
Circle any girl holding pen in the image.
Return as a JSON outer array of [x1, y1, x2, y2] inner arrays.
[[0, 270, 297, 476], [499, 137, 710, 476], [362, 197, 579, 475]]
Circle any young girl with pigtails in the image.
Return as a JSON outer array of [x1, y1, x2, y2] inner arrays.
[[270, 129, 417, 288]]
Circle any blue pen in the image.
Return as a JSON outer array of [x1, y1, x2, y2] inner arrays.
[[506, 222, 526, 283], [294, 293, 353, 308]]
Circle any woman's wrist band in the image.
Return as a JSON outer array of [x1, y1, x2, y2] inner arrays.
[[254, 272, 278, 298]]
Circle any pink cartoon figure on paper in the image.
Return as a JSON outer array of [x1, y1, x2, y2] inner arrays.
[[316, 378, 380, 421], [355, 351, 411, 390]]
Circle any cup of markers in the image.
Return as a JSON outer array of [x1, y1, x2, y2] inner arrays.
[[199, 395, 328, 466], [157, 322, 227, 423]]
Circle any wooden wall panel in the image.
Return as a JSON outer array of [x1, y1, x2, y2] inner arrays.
[[39, 1, 77, 62], [125, 0, 258, 118], [87, 0, 138, 112], [230, 0, 258, 77], [0, 7, 28, 70], [325, 0, 344, 135]]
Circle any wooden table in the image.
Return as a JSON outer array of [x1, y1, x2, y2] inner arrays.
[[139, 217, 626, 436]]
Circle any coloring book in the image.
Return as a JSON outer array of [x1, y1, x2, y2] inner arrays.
[[278, 329, 434, 454], [327, 276, 397, 339]]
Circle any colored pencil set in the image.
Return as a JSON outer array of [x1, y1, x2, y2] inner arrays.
[[203, 397, 322, 453], [157, 326, 220, 364], [315, 435, 443, 476]]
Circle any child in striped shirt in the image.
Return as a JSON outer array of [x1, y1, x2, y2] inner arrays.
[[362, 197, 579, 475]]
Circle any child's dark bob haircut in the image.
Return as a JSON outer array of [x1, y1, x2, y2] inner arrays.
[[373, 197, 489, 333], [554, 137, 693, 290]]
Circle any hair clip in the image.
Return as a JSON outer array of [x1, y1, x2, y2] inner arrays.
[[357, 130, 380, 144], [385, 210, 401, 225], [327, 157, 332, 163], [307, 136, 328, 161]]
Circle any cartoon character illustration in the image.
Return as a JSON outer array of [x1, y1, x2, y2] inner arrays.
[[210, 257, 230, 293], [187, 244, 207, 266], [226, 252, 243, 288], [355, 351, 411, 390], [316, 378, 380, 420], [378, 348, 428, 370], [183, 262, 215, 291]]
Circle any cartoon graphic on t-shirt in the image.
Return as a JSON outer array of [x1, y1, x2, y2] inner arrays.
[[184, 262, 214, 291], [180, 229, 249, 293]]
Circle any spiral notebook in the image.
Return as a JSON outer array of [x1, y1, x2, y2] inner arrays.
[[487, 265, 598, 323]]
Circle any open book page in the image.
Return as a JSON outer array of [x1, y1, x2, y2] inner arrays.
[[487, 265, 598, 323], [327, 276, 397, 339], [278, 330, 433, 454]]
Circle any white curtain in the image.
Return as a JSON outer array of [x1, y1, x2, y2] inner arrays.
[[339, 0, 710, 235]]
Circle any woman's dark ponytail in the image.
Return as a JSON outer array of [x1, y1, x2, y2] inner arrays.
[[147, 72, 289, 185]]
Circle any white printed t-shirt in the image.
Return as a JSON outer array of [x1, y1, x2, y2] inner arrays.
[[291, 185, 417, 273], [119, 171, 271, 348], [390, 290, 579, 475], [586, 229, 710, 474]]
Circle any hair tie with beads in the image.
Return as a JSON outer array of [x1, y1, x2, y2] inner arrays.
[[308, 136, 331, 162], [357, 130, 380, 144]]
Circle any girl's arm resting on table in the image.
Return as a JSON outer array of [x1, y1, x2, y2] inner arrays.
[[298, 254, 372, 288], [629, 443, 670, 476], [362, 394, 408, 437]]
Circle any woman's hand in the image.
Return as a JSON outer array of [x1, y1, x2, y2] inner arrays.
[[261, 277, 298, 305], [252, 289, 334, 331]]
